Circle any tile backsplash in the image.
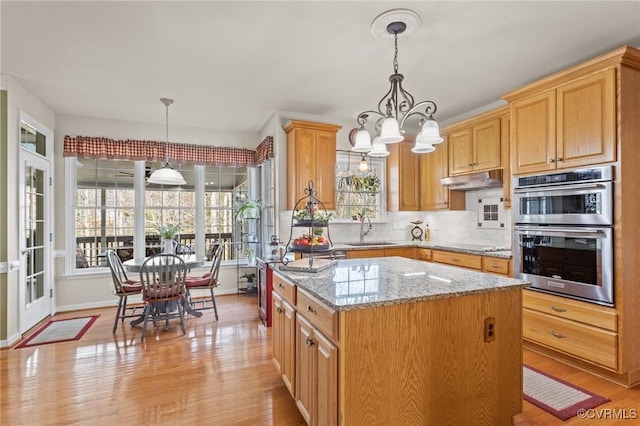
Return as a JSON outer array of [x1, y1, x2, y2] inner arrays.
[[278, 188, 512, 249]]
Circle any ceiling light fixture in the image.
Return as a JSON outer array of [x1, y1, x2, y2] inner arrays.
[[147, 98, 186, 186], [354, 9, 443, 156], [359, 153, 369, 171]]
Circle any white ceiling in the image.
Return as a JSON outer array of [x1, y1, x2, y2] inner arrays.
[[2, 1, 640, 134]]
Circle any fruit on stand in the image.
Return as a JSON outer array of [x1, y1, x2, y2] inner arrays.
[[292, 234, 330, 248]]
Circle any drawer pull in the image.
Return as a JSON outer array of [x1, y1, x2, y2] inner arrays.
[[550, 305, 567, 313], [276, 307, 282, 314], [305, 337, 314, 347], [278, 282, 285, 289], [490, 264, 501, 269], [451, 258, 460, 262], [306, 304, 318, 315], [549, 330, 567, 339]]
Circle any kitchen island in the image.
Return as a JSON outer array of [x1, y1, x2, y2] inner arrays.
[[271, 256, 529, 425]]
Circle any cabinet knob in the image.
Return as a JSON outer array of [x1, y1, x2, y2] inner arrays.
[[468, 163, 474, 167], [306, 304, 318, 315], [549, 330, 567, 339], [278, 282, 285, 289], [557, 157, 563, 162], [305, 337, 314, 347], [548, 159, 555, 163], [276, 307, 282, 314]]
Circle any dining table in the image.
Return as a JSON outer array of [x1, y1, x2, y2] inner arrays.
[[123, 254, 207, 325]]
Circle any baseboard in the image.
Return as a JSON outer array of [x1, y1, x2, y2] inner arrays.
[[524, 340, 638, 388], [0, 332, 22, 349]]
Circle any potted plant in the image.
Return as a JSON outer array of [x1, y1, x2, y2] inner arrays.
[[241, 272, 256, 290], [245, 248, 256, 266], [236, 199, 262, 220], [155, 223, 181, 254]]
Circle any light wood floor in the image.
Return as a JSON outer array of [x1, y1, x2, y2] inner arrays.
[[1, 295, 639, 425]]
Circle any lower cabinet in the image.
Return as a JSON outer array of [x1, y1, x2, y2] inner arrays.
[[295, 314, 338, 426], [272, 291, 296, 397], [432, 249, 482, 270], [522, 290, 618, 370]]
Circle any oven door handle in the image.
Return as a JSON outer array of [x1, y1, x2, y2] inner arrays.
[[514, 226, 607, 238], [514, 183, 607, 194]]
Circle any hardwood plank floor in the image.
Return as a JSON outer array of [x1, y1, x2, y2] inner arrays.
[[1, 295, 638, 425]]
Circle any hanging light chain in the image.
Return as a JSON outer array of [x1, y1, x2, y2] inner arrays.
[[393, 31, 399, 74]]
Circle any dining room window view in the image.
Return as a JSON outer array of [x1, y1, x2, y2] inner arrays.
[[72, 157, 261, 272]]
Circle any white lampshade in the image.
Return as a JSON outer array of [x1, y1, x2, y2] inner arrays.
[[419, 117, 443, 144], [378, 117, 404, 144], [147, 164, 187, 185], [368, 137, 390, 157], [351, 128, 372, 152], [411, 139, 435, 154]]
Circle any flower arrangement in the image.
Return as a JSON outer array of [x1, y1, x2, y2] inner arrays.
[[155, 223, 181, 239], [236, 199, 262, 220]]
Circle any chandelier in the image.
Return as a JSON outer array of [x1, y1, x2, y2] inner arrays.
[[352, 9, 443, 156], [147, 98, 187, 185]]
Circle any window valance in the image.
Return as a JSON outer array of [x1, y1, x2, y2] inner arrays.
[[63, 135, 274, 167]]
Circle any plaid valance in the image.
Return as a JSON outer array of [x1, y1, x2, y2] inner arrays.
[[63, 135, 274, 167]]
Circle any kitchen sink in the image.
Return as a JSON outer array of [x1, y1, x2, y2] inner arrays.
[[345, 241, 397, 247]]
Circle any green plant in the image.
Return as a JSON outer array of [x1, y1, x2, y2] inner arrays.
[[244, 248, 255, 258], [155, 223, 181, 239], [236, 199, 262, 220], [241, 272, 256, 282]]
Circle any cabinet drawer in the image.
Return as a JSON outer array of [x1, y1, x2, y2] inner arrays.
[[296, 289, 339, 344], [523, 309, 617, 370], [415, 248, 432, 262], [432, 250, 482, 270], [482, 257, 511, 276], [523, 290, 617, 332], [273, 272, 296, 306], [384, 247, 415, 259]]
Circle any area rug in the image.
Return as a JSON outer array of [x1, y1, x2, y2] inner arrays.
[[15, 315, 99, 348], [523, 364, 610, 420]]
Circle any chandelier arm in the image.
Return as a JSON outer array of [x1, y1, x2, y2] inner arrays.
[[376, 83, 397, 117], [399, 100, 438, 128], [357, 110, 386, 126], [396, 80, 415, 116]]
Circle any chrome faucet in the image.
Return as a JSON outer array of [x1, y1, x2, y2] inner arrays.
[[359, 214, 372, 243]]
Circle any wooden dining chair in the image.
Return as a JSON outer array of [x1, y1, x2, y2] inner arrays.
[[139, 253, 188, 342], [185, 245, 224, 320], [105, 249, 143, 333]]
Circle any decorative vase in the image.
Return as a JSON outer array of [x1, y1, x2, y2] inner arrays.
[[163, 238, 175, 254], [247, 255, 256, 266]]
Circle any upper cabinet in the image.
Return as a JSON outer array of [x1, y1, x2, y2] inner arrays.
[[448, 117, 502, 175], [387, 140, 421, 211], [505, 67, 616, 175], [284, 120, 342, 210], [419, 136, 464, 211]]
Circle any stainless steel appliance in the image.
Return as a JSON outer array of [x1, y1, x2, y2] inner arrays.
[[513, 166, 614, 306]]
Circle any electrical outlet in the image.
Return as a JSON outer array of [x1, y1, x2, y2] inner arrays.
[[484, 317, 496, 342]]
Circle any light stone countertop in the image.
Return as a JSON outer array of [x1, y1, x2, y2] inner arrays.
[[273, 257, 529, 311], [331, 241, 512, 259]]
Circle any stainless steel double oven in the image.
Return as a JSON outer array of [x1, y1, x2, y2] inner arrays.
[[513, 166, 614, 306]]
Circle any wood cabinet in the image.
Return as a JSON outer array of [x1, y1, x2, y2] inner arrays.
[[419, 136, 465, 211], [386, 140, 420, 211], [432, 250, 482, 270], [346, 249, 384, 259], [384, 246, 415, 259], [284, 120, 342, 210], [415, 248, 432, 261], [257, 258, 273, 327], [500, 112, 512, 208], [482, 257, 512, 276], [523, 290, 618, 370], [295, 302, 338, 426], [507, 68, 616, 175], [272, 275, 297, 397], [449, 117, 502, 175]]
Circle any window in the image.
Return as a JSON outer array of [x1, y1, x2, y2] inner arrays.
[[334, 152, 385, 221], [69, 158, 253, 272]]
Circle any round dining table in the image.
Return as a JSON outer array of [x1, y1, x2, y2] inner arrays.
[[123, 254, 206, 273], [123, 254, 207, 323]]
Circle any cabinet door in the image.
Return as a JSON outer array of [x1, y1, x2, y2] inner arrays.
[[315, 329, 338, 426], [282, 299, 296, 398], [314, 130, 337, 210], [511, 90, 556, 174], [449, 128, 474, 175], [296, 314, 315, 425], [347, 249, 384, 259], [387, 141, 420, 211], [501, 113, 512, 208], [272, 292, 284, 374], [473, 118, 501, 171], [420, 137, 464, 211], [287, 128, 317, 210], [384, 247, 415, 258], [557, 68, 616, 169]]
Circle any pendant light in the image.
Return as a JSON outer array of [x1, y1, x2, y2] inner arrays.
[[355, 9, 443, 154], [147, 98, 186, 186]]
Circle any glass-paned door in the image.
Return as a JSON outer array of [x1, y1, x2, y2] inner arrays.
[[19, 136, 52, 333]]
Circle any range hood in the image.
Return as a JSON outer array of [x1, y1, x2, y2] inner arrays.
[[440, 170, 503, 191]]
